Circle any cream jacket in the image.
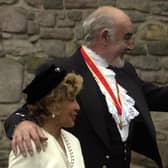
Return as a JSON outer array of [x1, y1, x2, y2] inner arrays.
[[8, 129, 85, 168]]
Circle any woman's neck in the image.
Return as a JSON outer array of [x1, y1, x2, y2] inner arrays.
[[42, 120, 66, 154], [42, 119, 61, 139]]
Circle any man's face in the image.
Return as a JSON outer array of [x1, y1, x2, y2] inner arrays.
[[104, 21, 133, 67]]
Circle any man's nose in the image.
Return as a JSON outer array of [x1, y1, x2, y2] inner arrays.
[[127, 40, 133, 50]]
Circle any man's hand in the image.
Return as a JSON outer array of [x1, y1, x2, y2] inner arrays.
[[12, 121, 48, 157]]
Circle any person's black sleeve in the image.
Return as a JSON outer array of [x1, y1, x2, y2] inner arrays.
[[4, 104, 35, 139]]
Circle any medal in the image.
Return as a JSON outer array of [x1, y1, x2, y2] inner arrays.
[[118, 118, 123, 129]]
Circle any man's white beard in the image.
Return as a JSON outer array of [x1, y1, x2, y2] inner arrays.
[[111, 56, 125, 68]]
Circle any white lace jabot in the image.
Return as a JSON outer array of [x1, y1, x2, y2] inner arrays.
[[83, 46, 139, 141]]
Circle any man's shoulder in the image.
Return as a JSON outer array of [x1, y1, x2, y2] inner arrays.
[[35, 48, 81, 74], [124, 61, 135, 69], [35, 57, 73, 75], [121, 62, 136, 74], [113, 62, 135, 73]]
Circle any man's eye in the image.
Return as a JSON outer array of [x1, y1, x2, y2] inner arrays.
[[124, 33, 132, 40]]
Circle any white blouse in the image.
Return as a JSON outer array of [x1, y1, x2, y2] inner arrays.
[[8, 129, 85, 168]]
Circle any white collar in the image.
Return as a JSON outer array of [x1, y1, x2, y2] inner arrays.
[[83, 45, 108, 68], [82, 45, 116, 76]]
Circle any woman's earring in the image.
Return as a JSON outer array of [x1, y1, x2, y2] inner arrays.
[[52, 113, 55, 119]]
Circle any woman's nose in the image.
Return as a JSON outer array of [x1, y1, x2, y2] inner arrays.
[[74, 99, 80, 111]]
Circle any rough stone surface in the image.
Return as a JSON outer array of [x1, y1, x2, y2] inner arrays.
[[27, 21, 40, 35], [0, 7, 27, 33], [67, 10, 82, 21], [57, 19, 75, 28], [3, 40, 35, 56], [24, 55, 49, 73], [98, 0, 116, 6], [0, 42, 5, 57], [38, 40, 65, 58], [161, 58, 168, 70], [151, 1, 168, 16], [65, 0, 98, 9], [24, 0, 43, 8], [0, 58, 23, 103], [136, 21, 168, 41], [116, 0, 151, 12], [43, 0, 63, 9], [127, 11, 147, 23], [0, 1, 168, 168], [65, 41, 78, 57], [148, 40, 168, 56], [126, 55, 161, 70], [128, 41, 146, 55], [0, 0, 17, 4], [40, 28, 73, 40], [36, 11, 56, 27]]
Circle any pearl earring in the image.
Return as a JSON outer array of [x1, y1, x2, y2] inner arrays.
[[52, 113, 55, 119]]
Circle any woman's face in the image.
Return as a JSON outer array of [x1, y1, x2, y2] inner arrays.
[[56, 98, 80, 128]]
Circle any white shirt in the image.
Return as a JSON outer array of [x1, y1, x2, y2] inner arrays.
[[83, 46, 139, 141]]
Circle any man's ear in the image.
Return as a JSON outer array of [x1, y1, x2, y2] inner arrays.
[[100, 28, 110, 43]]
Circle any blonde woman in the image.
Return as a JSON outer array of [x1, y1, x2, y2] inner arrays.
[[8, 64, 85, 168]]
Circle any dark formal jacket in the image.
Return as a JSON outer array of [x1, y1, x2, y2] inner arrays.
[[5, 48, 168, 168]]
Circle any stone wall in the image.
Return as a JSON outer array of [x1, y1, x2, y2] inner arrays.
[[0, 0, 168, 167]]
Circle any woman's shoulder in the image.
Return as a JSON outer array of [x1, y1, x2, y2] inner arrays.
[[8, 143, 40, 168]]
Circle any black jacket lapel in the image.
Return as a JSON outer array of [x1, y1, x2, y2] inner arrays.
[[72, 49, 111, 150]]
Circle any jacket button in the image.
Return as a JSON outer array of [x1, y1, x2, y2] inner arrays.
[[105, 155, 110, 159]]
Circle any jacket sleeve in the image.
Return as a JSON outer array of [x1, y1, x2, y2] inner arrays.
[[4, 104, 35, 139]]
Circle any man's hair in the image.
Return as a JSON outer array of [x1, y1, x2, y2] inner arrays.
[[27, 73, 83, 125], [82, 7, 116, 46]]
